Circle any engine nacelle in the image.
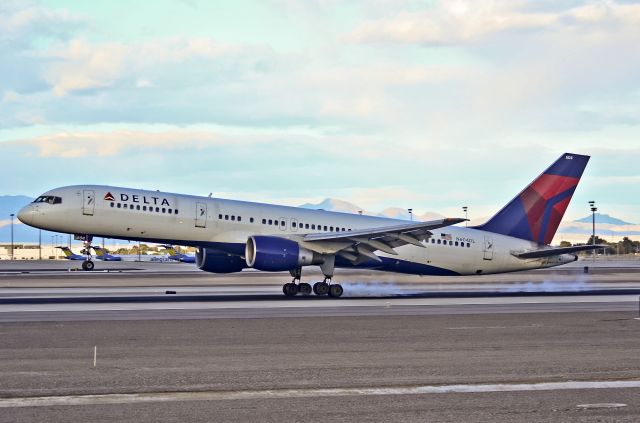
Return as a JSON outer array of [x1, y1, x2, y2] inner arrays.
[[196, 248, 246, 273], [245, 236, 321, 271]]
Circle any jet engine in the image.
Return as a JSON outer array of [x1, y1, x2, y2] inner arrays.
[[196, 248, 246, 273], [245, 236, 322, 271]]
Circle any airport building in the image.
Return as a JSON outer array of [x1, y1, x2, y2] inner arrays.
[[0, 244, 64, 260]]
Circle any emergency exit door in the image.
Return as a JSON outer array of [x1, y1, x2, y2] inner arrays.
[[195, 202, 207, 228], [483, 236, 494, 260], [83, 190, 95, 216]]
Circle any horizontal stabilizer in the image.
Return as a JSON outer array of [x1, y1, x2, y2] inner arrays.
[[513, 244, 606, 259]]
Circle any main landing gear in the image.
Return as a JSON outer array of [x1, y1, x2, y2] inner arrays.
[[79, 235, 95, 271], [282, 266, 343, 298]]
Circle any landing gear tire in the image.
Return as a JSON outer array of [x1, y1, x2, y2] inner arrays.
[[328, 284, 343, 298], [299, 283, 312, 295], [313, 281, 329, 296], [283, 282, 299, 297], [82, 260, 95, 271]]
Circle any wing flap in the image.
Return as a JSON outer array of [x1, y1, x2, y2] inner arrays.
[[513, 244, 606, 259], [300, 217, 466, 260]]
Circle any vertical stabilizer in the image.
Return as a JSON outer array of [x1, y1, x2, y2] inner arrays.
[[477, 153, 589, 245]]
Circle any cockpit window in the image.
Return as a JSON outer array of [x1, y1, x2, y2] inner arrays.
[[33, 196, 62, 204]]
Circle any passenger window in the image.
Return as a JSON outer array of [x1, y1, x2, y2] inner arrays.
[[455, 241, 459, 246], [219, 214, 223, 219], [437, 239, 441, 244], [143, 206, 147, 211], [238, 216, 242, 222], [110, 203, 114, 208], [449, 241, 453, 246], [292, 222, 297, 228], [323, 226, 327, 231], [281, 220, 285, 226], [268, 219, 273, 225], [305, 224, 309, 229], [156, 207, 160, 212], [225, 215, 229, 220], [250, 217, 254, 223], [467, 243, 471, 248], [117, 203, 121, 208], [162, 208, 166, 213], [168, 208, 172, 213], [231, 215, 235, 221], [137, 205, 141, 210], [262, 219, 266, 224], [175, 209, 179, 214], [311, 224, 315, 230], [330, 226, 334, 231]]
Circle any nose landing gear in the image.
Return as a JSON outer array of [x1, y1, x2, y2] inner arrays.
[[81, 260, 95, 271], [78, 234, 95, 271]]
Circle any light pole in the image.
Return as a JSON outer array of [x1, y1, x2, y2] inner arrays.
[[462, 206, 468, 227], [10, 213, 14, 260], [408, 208, 413, 221], [589, 201, 597, 260], [38, 229, 42, 260]]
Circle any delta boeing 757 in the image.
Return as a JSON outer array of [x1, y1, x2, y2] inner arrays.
[[17, 153, 600, 297]]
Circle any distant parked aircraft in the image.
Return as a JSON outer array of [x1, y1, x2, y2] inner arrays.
[[162, 245, 196, 263], [92, 245, 122, 261], [57, 246, 85, 261]]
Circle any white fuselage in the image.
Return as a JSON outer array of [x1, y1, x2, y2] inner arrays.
[[17, 185, 576, 276]]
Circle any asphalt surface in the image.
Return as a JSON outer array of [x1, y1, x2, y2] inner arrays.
[[0, 260, 639, 422]]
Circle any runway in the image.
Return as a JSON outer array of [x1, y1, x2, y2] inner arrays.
[[1, 260, 639, 422]]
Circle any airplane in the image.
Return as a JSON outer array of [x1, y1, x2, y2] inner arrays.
[[17, 153, 601, 296], [162, 245, 196, 263], [57, 246, 86, 261], [92, 245, 122, 261]]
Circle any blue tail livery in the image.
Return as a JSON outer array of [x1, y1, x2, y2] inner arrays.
[[477, 153, 589, 245]]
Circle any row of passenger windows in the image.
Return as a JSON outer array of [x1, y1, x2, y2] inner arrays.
[[218, 214, 352, 232], [216, 213, 469, 245], [111, 202, 179, 215], [431, 238, 471, 248]]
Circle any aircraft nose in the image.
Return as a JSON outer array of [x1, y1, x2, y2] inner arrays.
[[17, 205, 32, 225]]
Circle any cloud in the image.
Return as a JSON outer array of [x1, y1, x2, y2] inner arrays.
[[43, 37, 250, 95], [345, 1, 640, 46], [0, 1, 85, 41], [12, 129, 227, 158]]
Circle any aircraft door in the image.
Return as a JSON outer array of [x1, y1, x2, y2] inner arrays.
[[83, 190, 95, 216], [483, 236, 494, 260], [195, 202, 207, 228], [291, 218, 298, 232], [279, 217, 286, 231]]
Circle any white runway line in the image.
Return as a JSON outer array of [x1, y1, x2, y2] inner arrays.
[[1, 380, 639, 408]]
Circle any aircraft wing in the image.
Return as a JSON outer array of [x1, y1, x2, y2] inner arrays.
[[299, 218, 466, 263], [513, 244, 607, 259]]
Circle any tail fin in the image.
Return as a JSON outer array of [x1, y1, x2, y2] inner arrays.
[[92, 246, 105, 257], [477, 153, 589, 245], [163, 245, 178, 255], [57, 246, 73, 257]]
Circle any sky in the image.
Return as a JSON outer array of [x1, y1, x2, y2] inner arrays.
[[1, 0, 639, 223]]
